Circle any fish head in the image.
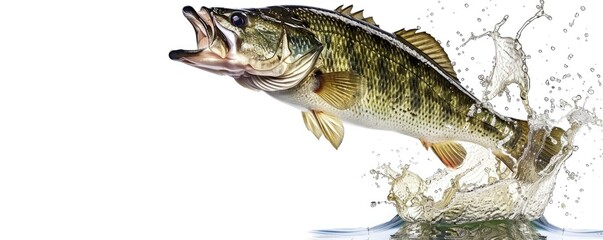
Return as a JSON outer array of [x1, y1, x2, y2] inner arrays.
[[169, 6, 323, 91]]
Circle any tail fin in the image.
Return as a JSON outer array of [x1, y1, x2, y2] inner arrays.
[[496, 120, 566, 171], [536, 126, 565, 170]]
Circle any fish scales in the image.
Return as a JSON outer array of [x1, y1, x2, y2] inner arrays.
[[274, 6, 511, 145], [169, 5, 565, 170]]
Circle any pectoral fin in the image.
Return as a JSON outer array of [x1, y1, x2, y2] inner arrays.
[[314, 71, 367, 110], [429, 141, 467, 169]]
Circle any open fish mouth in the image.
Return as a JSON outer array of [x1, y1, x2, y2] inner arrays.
[[169, 6, 246, 76]]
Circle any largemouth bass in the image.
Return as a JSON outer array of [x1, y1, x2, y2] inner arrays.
[[169, 5, 564, 170]]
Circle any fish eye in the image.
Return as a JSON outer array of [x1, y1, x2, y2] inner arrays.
[[230, 12, 248, 28]]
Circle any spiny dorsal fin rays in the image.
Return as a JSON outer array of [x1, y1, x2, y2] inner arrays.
[[362, 17, 377, 26], [314, 71, 367, 110], [335, 5, 379, 27], [351, 10, 364, 19], [394, 29, 457, 78], [336, 5, 353, 15], [302, 110, 344, 149]]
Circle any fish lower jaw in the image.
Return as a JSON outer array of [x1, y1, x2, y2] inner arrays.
[[170, 48, 247, 77]]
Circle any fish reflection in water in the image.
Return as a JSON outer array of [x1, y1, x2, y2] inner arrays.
[[313, 216, 603, 240]]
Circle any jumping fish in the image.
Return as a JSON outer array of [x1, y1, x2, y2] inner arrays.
[[169, 5, 564, 169]]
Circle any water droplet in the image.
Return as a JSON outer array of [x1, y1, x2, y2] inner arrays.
[[370, 201, 377, 207], [478, 74, 484, 80], [590, 68, 595, 72], [579, 188, 584, 192], [565, 212, 570, 216], [575, 12, 579, 18], [585, 33, 589, 37], [563, 28, 567, 33], [588, 87, 594, 95], [567, 54, 573, 60], [504, 106, 509, 110], [544, 97, 549, 101], [551, 46, 556, 51], [564, 64, 568, 68], [464, 3, 469, 8], [572, 95, 582, 101], [581, 6, 586, 11], [561, 203, 566, 208], [477, 18, 481, 22], [538, 49, 543, 53]]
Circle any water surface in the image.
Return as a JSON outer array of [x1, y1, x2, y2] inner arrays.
[[314, 216, 603, 239]]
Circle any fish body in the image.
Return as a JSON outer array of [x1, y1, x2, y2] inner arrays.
[[169, 5, 563, 169]]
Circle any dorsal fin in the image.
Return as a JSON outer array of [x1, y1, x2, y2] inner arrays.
[[394, 29, 457, 78], [335, 5, 379, 27]]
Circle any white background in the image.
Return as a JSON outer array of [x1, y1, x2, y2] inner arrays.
[[1, 0, 602, 239]]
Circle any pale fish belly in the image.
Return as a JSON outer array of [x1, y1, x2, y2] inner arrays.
[[267, 78, 500, 150]]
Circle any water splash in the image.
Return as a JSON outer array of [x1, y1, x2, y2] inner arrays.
[[372, 1, 602, 224], [460, 0, 551, 116]]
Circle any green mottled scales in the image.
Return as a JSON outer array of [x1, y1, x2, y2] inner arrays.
[[265, 6, 518, 168], [170, 5, 565, 170]]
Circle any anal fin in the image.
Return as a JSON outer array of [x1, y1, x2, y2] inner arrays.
[[430, 141, 467, 169]]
